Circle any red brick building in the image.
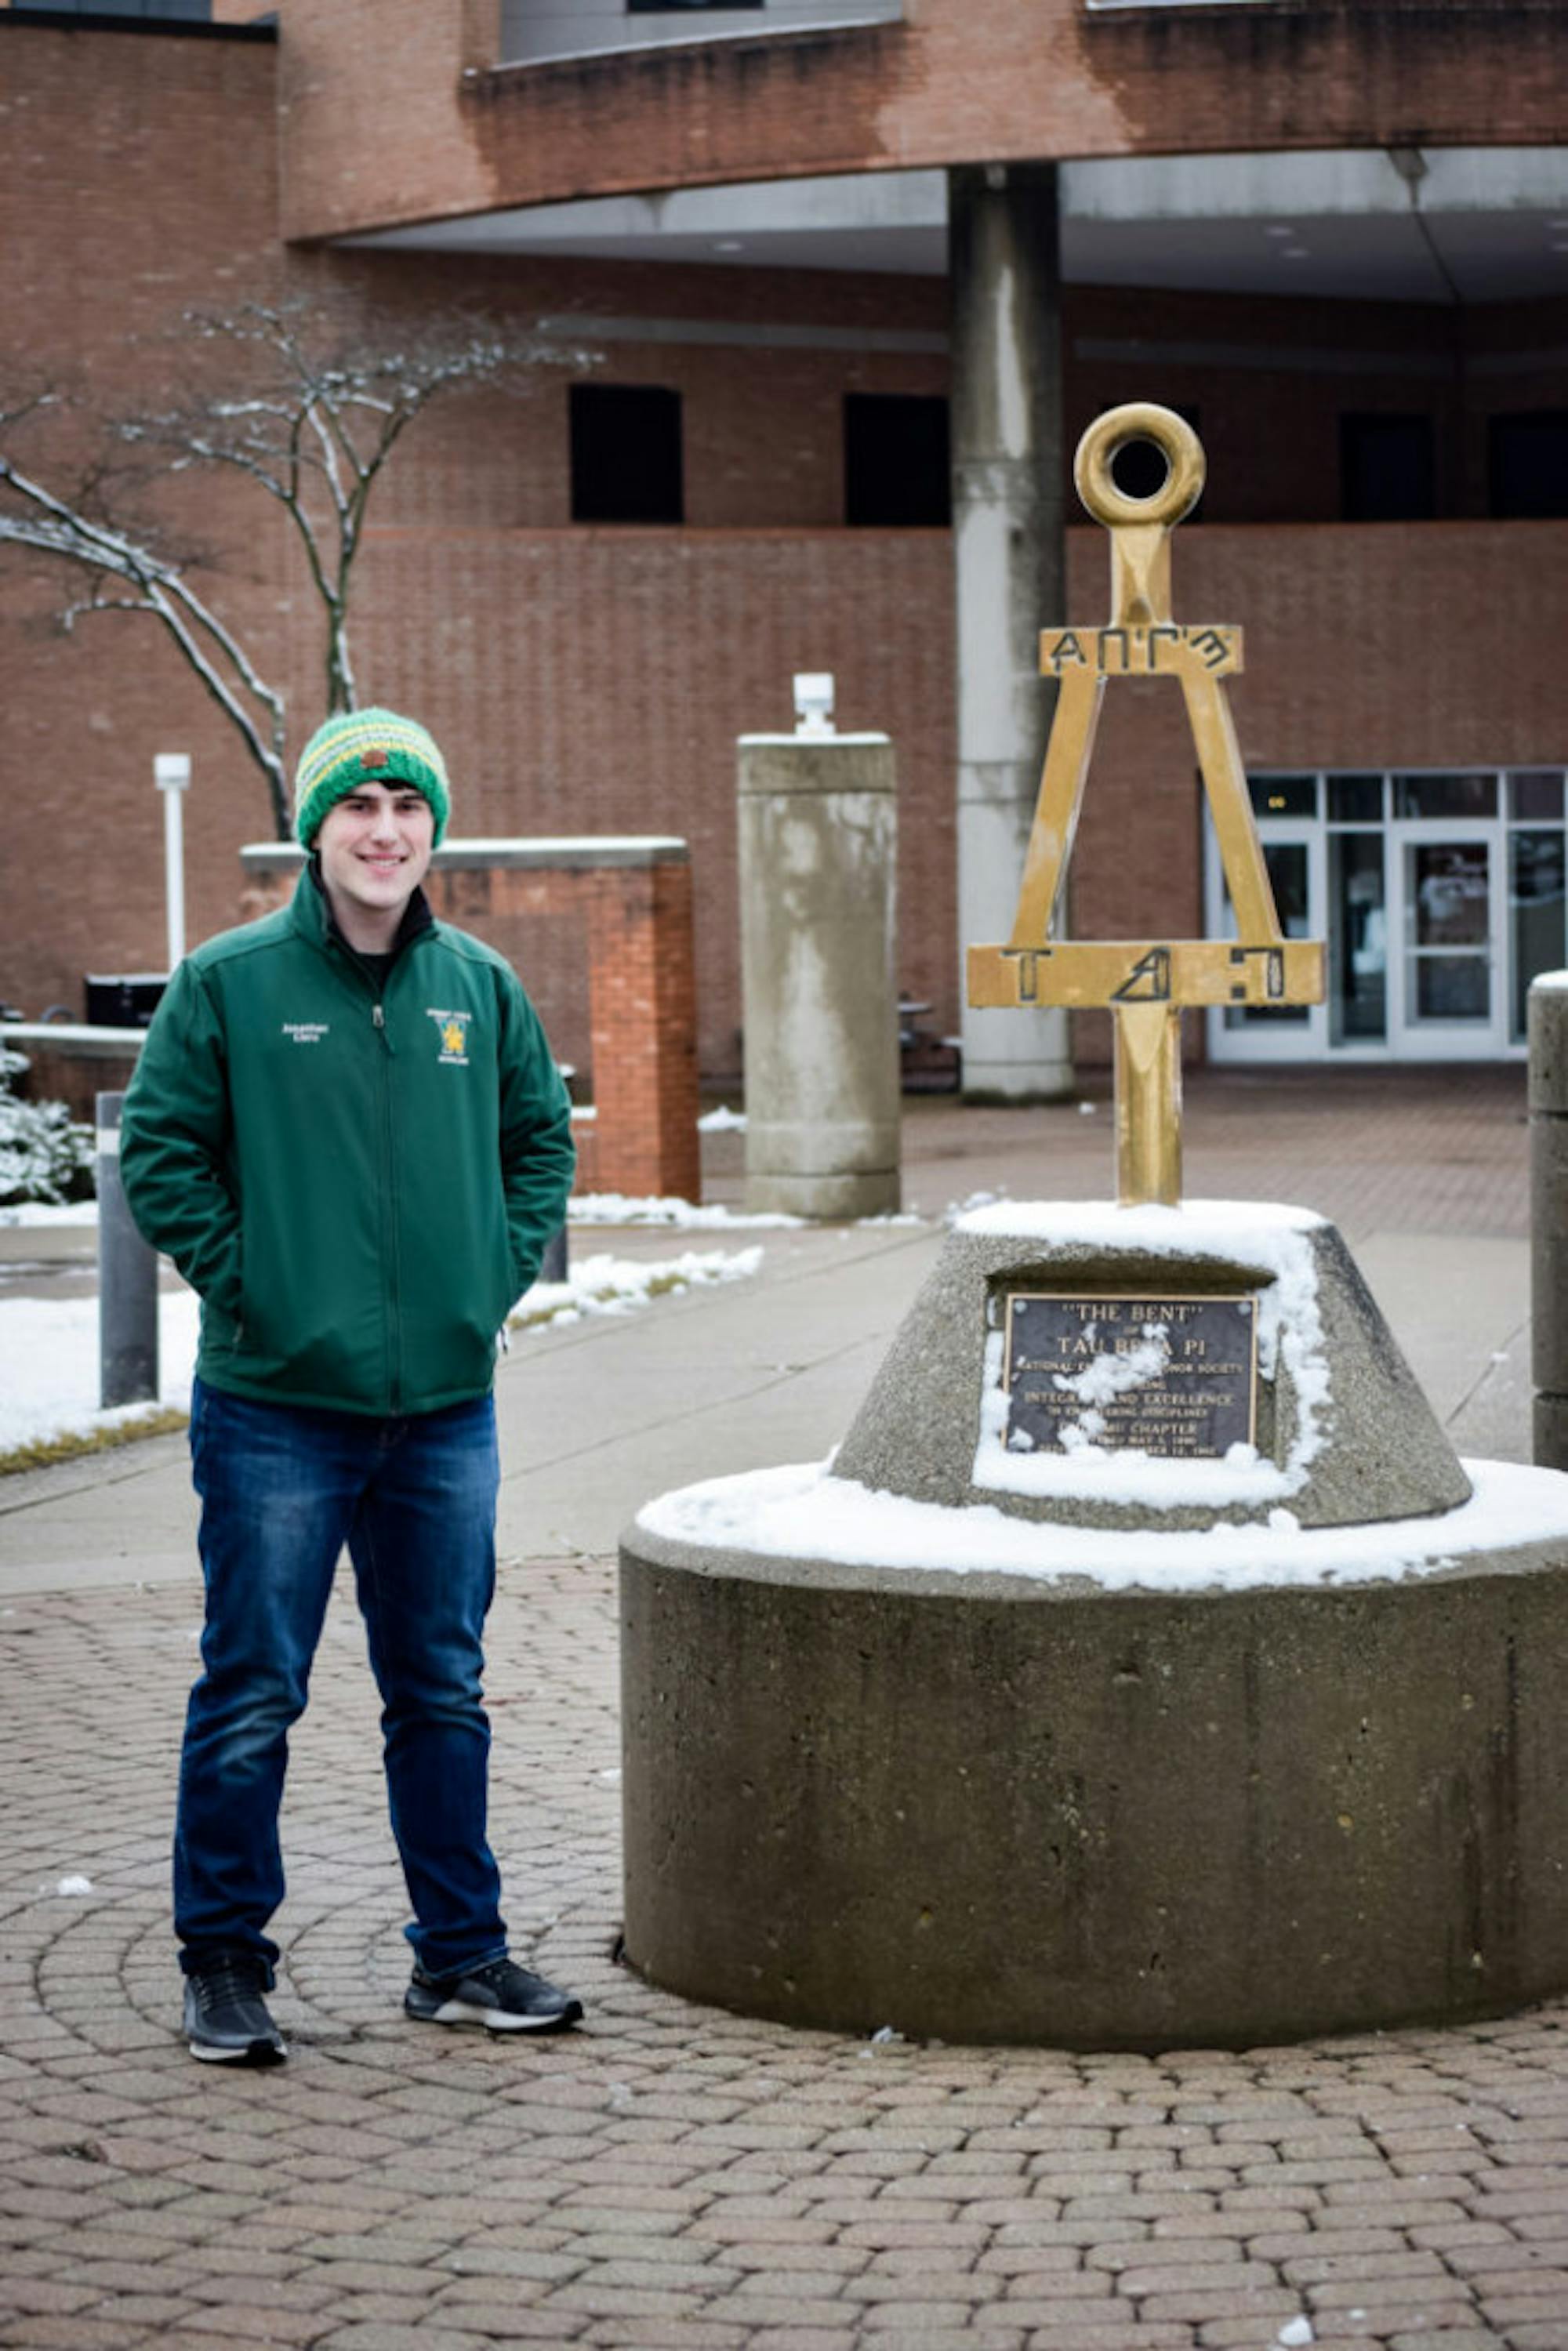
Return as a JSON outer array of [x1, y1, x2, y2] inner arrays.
[[2, 0, 1566, 1087]]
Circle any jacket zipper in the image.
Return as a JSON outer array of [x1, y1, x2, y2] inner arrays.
[[372, 1000, 401, 1411]]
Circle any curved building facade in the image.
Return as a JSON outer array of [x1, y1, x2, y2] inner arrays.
[[2, 0, 1565, 1088]]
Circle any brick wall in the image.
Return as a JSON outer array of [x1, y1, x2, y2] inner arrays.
[[279, 0, 1568, 241], [340, 525, 958, 1079], [4, 22, 1568, 1099]]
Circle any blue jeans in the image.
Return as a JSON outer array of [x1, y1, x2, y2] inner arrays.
[[177, 1377, 506, 1984]]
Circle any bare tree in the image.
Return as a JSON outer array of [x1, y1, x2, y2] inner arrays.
[[0, 394, 291, 833], [122, 302, 582, 724], [0, 305, 586, 837]]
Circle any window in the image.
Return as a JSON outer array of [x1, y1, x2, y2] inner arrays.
[[1490, 412, 1568, 521], [1340, 414, 1435, 522], [569, 385, 684, 525], [844, 394, 950, 528], [1392, 773, 1497, 822], [1327, 775, 1383, 825], [1247, 775, 1316, 820], [3, 1, 215, 15], [1511, 770, 1565, 823], [1512, 829, 1566, 1039]]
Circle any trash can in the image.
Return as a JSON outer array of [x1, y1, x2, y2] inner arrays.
[[85, 974, 168, 1028]]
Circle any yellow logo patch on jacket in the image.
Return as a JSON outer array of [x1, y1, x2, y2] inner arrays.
[[426, 1008, 472, 1067]]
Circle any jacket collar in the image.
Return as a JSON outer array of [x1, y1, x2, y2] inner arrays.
[[292, 858, 435, 962]]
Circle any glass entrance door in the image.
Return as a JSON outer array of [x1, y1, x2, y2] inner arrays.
[[1394, 835, 1501, 1050], [1205, 768, 1564, 1063], [1206, 816, 1327, 1062], [1385, 772, 1508, 1056]]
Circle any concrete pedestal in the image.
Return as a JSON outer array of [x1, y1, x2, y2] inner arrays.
[[620, 1200, 1568, 2048], [738, 731, 901, 1219], [621, 1506, 1568, 2049]]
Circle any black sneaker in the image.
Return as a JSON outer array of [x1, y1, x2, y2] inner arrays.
[[183, 1955, 288, 2066], [405, 1954, 583, 2034]]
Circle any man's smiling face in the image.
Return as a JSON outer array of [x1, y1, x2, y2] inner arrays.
[[315, 780, 434, 945]]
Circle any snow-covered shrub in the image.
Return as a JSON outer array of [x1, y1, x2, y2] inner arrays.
[[0, 1047, 96, 1206]]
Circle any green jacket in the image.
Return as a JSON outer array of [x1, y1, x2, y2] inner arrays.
[[120, 869, 575, 1416]]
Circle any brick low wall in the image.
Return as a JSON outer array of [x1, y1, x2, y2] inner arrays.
[[241, 838, 702, 1202]]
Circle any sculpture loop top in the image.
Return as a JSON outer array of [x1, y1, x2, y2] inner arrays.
[[1073, 402, 1206, 532], [1073, 402, 1205, 629]]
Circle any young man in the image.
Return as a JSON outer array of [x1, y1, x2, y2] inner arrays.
[[121, 708, 580, 2063]]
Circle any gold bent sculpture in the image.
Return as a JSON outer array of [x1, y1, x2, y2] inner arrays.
[[967, 401, 1327, 1207]]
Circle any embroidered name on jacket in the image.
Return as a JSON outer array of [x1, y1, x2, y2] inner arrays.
[[282, 1021, 330, 1045], [427, 1008, 472, 1067]]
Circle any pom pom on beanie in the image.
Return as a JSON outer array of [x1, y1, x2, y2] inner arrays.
[[294, 708, 451, 849]]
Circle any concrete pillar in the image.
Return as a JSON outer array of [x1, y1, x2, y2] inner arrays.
[[949, 160, 1072, 1101], [737, 730, 901, 1218], [1530, 972, 1568, 1465]]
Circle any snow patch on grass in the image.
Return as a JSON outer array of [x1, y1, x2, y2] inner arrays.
[[571, 1192, 804, 1229], [511, 1246, 762, 1331], [0, 1290, 198, 1472]]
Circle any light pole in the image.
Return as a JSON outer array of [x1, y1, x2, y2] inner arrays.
[[154, 751, 191, 971]]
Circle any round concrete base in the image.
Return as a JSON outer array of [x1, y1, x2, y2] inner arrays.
[[620, 1484, 1568, 2049]]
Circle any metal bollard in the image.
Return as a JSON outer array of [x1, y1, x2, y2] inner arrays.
[[96, 1091, 159, 1410], [538, 1222, 568, 1286], [1530, 975, 1568, 1467]]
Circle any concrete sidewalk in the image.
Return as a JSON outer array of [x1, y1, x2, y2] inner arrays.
[[4, 1066, 1566, 2351], [0, 1065, 1535, 1597]]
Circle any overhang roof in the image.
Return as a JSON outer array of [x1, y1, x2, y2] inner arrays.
[[339, 147, 1568, 306]]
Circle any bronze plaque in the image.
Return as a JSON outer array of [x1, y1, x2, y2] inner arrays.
[[1003, 1291, 1258, 1460]]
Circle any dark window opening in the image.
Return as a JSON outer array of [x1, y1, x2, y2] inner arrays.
[[1247, 775, 1317, 821], [844, 394, 951, 528], [1490, 411, 1568, 520], [569, 384, 684, 525], [1341, 412, 1436, 522]]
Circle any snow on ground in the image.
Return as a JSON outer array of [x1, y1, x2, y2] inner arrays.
[[637, 1455, 1568, 1592], [5, 1192, 789, 1231], [0, 1201, 99, 1228], [0, 1289, 201, 1453], [0, 1248, 763, 1459], [570, 1192, 805, 1229], [7, 1189, 927, 1232], [509, 1246, 761, 1330], [572, 1192, 925, 1229]]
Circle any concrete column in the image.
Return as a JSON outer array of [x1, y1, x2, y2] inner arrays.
[[949, 160, 1072, 1101], [738, 731, 901, 1218], [1530, 972, 1568, 1465]]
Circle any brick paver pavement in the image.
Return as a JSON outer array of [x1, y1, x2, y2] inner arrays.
[[4, 1066, 1565, 2351], [5, 1565, 1568, 2351], [891, 1065, 1532, 1245]]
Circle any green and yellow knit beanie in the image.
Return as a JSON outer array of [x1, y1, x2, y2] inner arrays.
[[293, 708, 452, 850]]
